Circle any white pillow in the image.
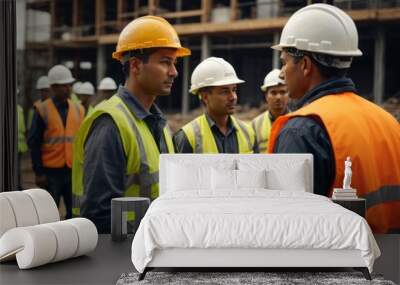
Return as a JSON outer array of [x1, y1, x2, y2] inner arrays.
[[237, 159, 308, 192], [168, 162, 211, 191], [211, 168, 237, 190], [236, 169, 267, 189], [266, 163, 306, 191]]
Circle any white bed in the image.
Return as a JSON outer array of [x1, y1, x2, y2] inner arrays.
[[131, 154, 380, 280]]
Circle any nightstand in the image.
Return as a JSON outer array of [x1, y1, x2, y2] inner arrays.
[[111, 197, 150, 242], [331, 198, 366, 218]]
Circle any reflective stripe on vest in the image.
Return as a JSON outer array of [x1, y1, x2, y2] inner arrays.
[[235, 118, 253, 152], [37, 98, 84, 168], [182, 114, 255, 153], [115, 103, 158, 198], [191, 120, 203, 153], [268, 92, 400, 233], [251, 111, 272, 153], [72, 95, 174, 216]]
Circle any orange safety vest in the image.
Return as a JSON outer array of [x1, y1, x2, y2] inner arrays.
[[269, 92, 400, 234], [37, 98, 84, 169]]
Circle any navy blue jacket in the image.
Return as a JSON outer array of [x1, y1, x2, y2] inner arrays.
[[81, 87, 169, 233]]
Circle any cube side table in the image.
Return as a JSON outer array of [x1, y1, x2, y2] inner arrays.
[[331, 198, 366, 218], [111, 197, 150, 242]]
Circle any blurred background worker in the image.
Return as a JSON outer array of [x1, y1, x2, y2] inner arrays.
[[17, 91, 28, 190], [251, 69, 289, 153], [71, 81, 82, 104], [28, 76, 51, 130], [28, 64, 85, 219], [76, 81, 95, 116], [268, 4, 400, 233], [174, 57, 257, 154], [72, 16, 190, 233], [93, 77, 118, 107]]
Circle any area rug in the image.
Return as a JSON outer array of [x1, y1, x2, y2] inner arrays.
[[116, 271, 395, 285]]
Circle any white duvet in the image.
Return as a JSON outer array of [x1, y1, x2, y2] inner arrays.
[[131, 190, 380, 273]]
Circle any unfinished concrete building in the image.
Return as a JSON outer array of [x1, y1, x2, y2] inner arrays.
[[24, 0, 400, 114]]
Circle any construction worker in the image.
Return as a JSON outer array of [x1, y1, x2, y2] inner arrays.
[[76, 81, 95, 116], [174, 57, 257, 154], [72, 16, 190, 233], [93, 77, 118, 107], [251, 69, 289, 153], [268, 4, 400, 233], [28, 76, 51, 129], [28, 64, 85, 219], [71, 81, 82, 104], [17, 102, 28, 190]]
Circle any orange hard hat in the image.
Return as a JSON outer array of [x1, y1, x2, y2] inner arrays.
[[112, 15, 191, 61]]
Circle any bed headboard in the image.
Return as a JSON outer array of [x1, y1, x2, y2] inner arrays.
[[159, 154, 313, 195]]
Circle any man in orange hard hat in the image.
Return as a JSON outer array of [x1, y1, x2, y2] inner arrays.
[[72, 16, 190, 233]]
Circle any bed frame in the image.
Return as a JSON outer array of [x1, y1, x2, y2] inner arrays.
[[141, 248, 370, 280], [139, 154, 371, 280]]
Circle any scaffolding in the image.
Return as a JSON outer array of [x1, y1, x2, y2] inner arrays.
[[24, 0, 400, 113]]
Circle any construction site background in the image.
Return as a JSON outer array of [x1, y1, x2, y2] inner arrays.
[[17, 0, 400, 194]]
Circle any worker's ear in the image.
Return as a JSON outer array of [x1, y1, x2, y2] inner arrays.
[[263, 91, 269, 103], [302, 56, 312, 77], [129, 57, 144, 76], [198, 91, 208, 106]]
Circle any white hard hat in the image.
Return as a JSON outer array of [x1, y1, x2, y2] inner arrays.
[[72, 81, 82, 94], [190, 57, 244, 95], [36, 76, 50, 90], [48, 65, 75, 85], [272, 4, 362, 58], [77, 82, 95, 96], [260, 69, 285, 92], [98, 77, 117, 90]]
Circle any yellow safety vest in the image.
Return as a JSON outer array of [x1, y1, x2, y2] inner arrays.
[[27, 100, 41, 130], [72, 95, 174, 216], [86, 105, 95, 117], [251, 111, 272, 153], [17, 105, 28, 153], [70, 93, 81, 104], [181, 114, 255, 153]]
